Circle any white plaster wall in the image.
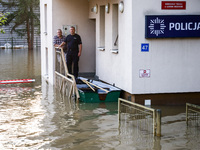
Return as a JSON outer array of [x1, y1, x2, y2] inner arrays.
[[89, 0, 200, 94], [89, 0, 133, 93], [40, 0, 54, 84], [132, 0, 200, 94]]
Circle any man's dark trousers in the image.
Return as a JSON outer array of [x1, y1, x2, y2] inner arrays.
[[67, 52, 79, 79]]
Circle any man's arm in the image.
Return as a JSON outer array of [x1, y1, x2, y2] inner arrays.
[[78, 44, 82, 57], [54, 44, 60, 47], [59, 42, 66, 47]]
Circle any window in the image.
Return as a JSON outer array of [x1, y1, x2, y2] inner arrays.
[[111, 4, 118, 54], [44, 4, 47, 35], [98, 6, 105, 51]]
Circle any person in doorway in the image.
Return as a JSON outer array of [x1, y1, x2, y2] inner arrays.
[[53, 29, 67, 62], [59, 26, 82, 79]]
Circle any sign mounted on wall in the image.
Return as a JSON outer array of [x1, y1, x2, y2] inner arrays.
[[139, 69, 150, 78], [141, 43, 149, 52], [145, 15, 200, 38], [161, 1, 186, 10]]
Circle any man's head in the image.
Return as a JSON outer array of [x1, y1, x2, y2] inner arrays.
[[57, 29, 62, 38], [70, 26, 75, 35]]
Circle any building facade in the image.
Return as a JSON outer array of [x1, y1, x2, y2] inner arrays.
[[40, 0, 200, 105]]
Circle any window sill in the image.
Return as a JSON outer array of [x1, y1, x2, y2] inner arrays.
[[98, 47, 105, 51], [110, 49, 118, 54]]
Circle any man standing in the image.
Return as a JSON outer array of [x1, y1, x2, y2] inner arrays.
[[53, 29, 67, 62], [60, 26, 82, 79]]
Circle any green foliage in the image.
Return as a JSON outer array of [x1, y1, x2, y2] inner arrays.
[[0, 0, 40, 50], [0, 12, 9, 33]]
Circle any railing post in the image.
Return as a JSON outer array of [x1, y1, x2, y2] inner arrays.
[[60, 52, 62, 74], [186, 103, 188, 125], [156, 109, 161, 137], [153, 110, 156, 136], [118, 98, 121, 121]]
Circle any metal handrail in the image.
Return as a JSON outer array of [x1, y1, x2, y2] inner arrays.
[[55, 47, 80, 100], [186, 103, 200, 125], [118, 98, 161, 137]]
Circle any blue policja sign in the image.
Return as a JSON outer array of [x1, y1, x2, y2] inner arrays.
[[145, 15, 200, 38]]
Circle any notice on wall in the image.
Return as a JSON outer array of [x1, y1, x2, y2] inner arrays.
[[139, 69, 150, 78], [162, 1, 186, 10]]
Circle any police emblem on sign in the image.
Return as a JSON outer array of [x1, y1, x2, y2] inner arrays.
[[148, 17, 166, 36]]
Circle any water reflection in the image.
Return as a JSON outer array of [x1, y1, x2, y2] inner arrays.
[[0, 84, 45, 149], [0, 49, 45, 149], [0, 48, 200, 150], [0, 49, 40, 80]]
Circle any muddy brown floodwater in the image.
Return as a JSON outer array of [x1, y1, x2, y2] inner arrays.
[[0, 48, 199, 150]]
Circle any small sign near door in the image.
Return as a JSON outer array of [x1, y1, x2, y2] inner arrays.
[[139, 69, 150, 78], [162, 1, 186, 10]]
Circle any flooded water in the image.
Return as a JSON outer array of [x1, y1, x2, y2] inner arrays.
[[0, 48, 199, 150]]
